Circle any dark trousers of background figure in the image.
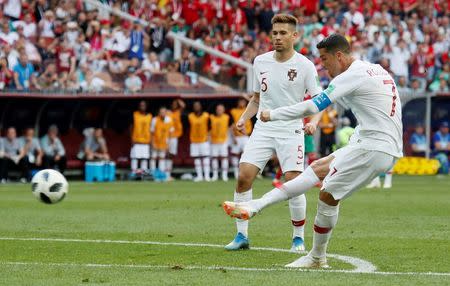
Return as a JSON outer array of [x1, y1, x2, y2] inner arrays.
[[43, 155, 67, 174], [320, 131, 335, 157], [0, 157, 29, 180]]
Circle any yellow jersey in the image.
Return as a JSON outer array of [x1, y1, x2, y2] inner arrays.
[[188, 112, 209, 143], [132, 111, 152, 144], [168, 109, 183, 138], [230, 107, 252, 136], [151, 116, 174, 150], [210, 114, 230, 144]]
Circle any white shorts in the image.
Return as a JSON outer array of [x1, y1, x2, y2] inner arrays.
[[240, 130, 304, 173], [152, 149, 167, 159], [322, 145, 396, 200], [190, 142, 210, 157], [130, 144, 150, 159], [169, 138, 178, 155], [211, 143, 229, 157], [230, 136, 249, 155]]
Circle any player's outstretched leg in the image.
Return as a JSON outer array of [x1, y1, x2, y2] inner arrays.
[[223, 166, 321, 220], [286, 195, 339, 268]]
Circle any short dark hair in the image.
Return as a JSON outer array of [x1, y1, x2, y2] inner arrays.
[[271, 14, 297, 27], [316, 34, 351, 54]]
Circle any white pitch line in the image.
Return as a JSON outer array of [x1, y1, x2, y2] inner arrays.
[[0, 236, 374, 273], [1, 261, 450, 277]]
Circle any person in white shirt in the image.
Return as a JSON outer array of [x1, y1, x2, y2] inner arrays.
[[224, 14, 324, 252], [343, 3, 365, 29], [223, 34, 403, 268]]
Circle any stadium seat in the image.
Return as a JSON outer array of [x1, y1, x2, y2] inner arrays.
[[60, 128, 84, 169]]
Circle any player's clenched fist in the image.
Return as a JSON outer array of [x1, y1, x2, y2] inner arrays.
[[303, 122, 317, 135], [260, 110, 271, 122], [236, 118, 246, 134]]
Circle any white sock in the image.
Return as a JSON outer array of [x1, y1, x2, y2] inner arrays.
[[289, 195, 306, 239], [310, 200, 339, 258], [232, 157, 239, 178], [158, 158, 166, 173], [194, 158, 203, 178], [251, 167, 320, 211], [140, 159, 148, 171], [384, 169, 393, 187], [131, 159, 138, 171], [203, 157, 210, 179], [150, 158, 156, 171], [166, 159, 173, 172], [221, 158, 229, 179], [165, 159, 171, 177], [235, 189, 252, 237], [212, 158, 219, 177]]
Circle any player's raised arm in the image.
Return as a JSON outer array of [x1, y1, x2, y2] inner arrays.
[[260, 98, 320, 122]]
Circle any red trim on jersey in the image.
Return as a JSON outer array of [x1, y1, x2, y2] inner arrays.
[[292, 219, 306, 227], [314, 224, 331, 234]]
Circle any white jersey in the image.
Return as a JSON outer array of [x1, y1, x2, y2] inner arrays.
[[325, 60, 403, 157], [253, 51, 322, 138]]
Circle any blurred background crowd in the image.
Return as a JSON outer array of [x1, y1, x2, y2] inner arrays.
[[0, 0, 448, 93]]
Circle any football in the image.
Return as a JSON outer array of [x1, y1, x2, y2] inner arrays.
[[31, 169, 69, 204]]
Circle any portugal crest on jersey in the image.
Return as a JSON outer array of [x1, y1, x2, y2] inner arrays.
[[288, 69, 297, 81]]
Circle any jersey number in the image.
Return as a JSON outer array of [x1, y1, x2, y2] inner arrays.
[[297, 145, 304, 165], [261, 78, 268, 92], [384, 80, 397, 117]]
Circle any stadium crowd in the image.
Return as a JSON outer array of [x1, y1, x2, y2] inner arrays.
[[0, 0, 448, 93]]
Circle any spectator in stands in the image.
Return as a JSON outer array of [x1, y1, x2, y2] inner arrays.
[[13, 53, 41, 91], [177, 48, 197, 84], [149, 18, 170, 62], [319, 106, 337, 156], [80, 128, 110, 161], [410, 124, 427, 157], [54, 39, 76, 89], [0, 57, 12, 90], [12, 13, 38, 40], [124, 67, 143, 93], [433, 121, 450, 174], [0, 20, 19, 45], [141, 52, 161, 80], [387, 39, 410, 82], [129, 21, 148, 61], [19, 128, 43, 179], [0, 127, 27, 183], [409, 42, 429, 90], [397, 76, 411, 95], [411, 79, 425, 93], [38, 63, 59, 90], [41, 125, 66, 174]]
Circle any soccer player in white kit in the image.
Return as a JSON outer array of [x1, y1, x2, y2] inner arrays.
[[224, 14, 323, 252], [223, 34, 403, 268]]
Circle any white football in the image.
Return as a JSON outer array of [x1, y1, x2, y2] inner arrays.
[[31, 169, 69, 204]]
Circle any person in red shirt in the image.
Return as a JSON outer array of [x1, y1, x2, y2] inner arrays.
[[54, 39, 76, 89], [0, 57, 13, 90]]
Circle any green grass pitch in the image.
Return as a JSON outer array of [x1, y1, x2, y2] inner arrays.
[[0, 176, 449, 285]]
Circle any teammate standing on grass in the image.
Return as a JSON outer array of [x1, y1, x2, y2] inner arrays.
[[224, 14, 323, 252], [223, 34, 403, 268]]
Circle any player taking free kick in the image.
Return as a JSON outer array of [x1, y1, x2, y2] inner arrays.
[[223, 33, 403, 268]]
